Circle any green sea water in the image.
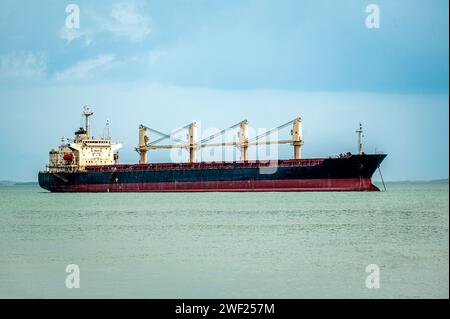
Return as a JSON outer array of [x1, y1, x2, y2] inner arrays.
[[0, 181, 448, 299]]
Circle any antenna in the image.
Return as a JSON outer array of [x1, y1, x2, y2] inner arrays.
[[104, 119, 110, 140], [82, 106, 94, 137], [356, 123, 364, 155]]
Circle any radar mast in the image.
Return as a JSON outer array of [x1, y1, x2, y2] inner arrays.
[[83, 106, 94, 138]]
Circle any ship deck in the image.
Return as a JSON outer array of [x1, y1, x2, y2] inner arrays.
[[85, 158, 329, 172]]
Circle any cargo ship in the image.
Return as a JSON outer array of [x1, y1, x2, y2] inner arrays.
[[38, 107, 387, 192]]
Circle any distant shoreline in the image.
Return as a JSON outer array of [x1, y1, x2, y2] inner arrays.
[[373, 178, 449, 184], [0, 181, 39, 186]]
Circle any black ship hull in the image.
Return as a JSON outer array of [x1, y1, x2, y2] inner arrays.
[[38, 154, 387, 192]]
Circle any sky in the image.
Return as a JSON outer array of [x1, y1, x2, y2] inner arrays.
[[0, 0, 448, 181]]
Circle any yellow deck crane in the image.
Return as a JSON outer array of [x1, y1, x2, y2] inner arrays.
[[136, 118, 303, 164]]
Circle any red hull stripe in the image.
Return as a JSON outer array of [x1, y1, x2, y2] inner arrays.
[[47, 178, 380, 192]]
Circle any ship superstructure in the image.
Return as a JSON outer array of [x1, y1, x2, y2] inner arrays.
[[47, 107, 122, 173]]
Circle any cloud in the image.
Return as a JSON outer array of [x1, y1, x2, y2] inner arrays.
[[54, 54, 115, 81], [59, 27, 93, 46], [60, 27, 82, 43], [0, 51, 46, 79], [60, 2, 152, 44], [148, 50, 166, 65], [105, 3, 152, 42], [53, 50, 165, 82]]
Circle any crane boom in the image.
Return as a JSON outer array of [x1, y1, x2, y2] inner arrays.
[[137, 118, 303, 163]]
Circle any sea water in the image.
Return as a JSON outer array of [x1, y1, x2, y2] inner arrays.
[[0, 181, 448, 298]]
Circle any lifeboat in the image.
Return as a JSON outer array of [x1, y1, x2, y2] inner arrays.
[[63, 153, 74, 161]]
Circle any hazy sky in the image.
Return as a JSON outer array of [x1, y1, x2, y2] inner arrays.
[[0, 0, 448, 181]]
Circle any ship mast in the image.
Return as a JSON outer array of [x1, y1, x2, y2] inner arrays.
[[104, 119, 110, 140], [83, 106, 94, 138], [292, 118, 303, 160], [356, 123, 364, 155]]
